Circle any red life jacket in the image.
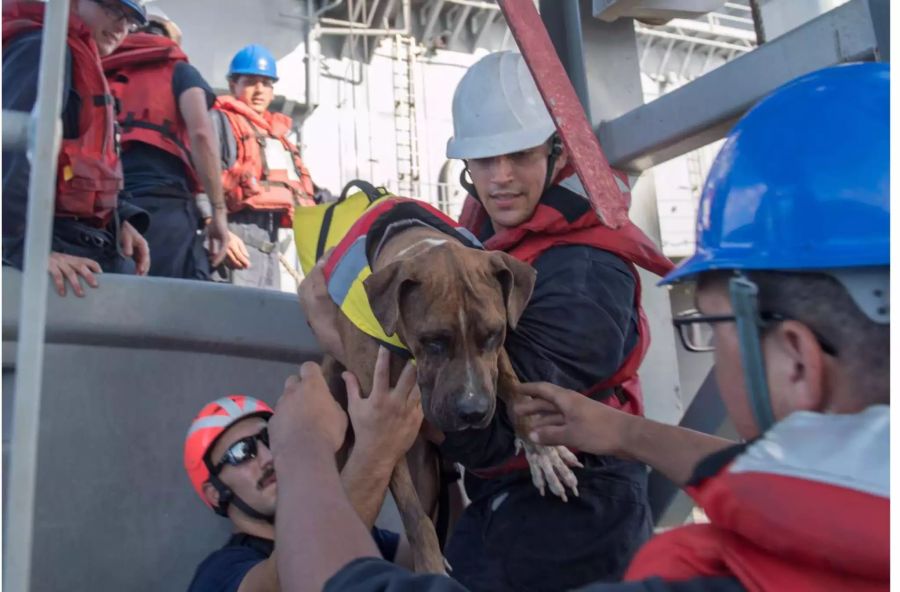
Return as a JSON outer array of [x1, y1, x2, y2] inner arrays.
[[2, 1, 122, 227], [214, 95, 315, 223], [463, 170, 673, 478], [626, 406, 889, 592], [102, 33, 200, 193]]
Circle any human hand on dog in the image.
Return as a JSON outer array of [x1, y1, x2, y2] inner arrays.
[[345, 346, 424, 470], [513, 382, 632, 458], [298, 250, 347, 364], [270, 362, 349, 457]]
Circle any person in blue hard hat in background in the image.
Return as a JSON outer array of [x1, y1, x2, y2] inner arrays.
[[257, 62, 890, 592], [212, 44, 318, 289], [3, 0, 152, 297]]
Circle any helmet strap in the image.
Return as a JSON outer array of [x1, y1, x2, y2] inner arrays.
[[208, 470, 275, 524], [543, 134, 564, 192], [459, 164, 479, 201], [729, 274, 776, 434]]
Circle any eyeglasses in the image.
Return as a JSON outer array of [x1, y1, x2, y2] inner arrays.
[[211, 428, 269, 475], [89, 0, 143, 32], [673, 309, 838, 356]]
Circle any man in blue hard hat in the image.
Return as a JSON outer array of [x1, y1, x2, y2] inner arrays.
[[211, 44, 318, 289], [258, 63, 889, 592], [3, 0, 152, 297]]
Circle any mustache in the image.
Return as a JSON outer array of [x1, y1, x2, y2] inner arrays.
[[257, 465, 276, 490]]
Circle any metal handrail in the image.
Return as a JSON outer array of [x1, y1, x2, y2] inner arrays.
[[5, 0, 72, 590]]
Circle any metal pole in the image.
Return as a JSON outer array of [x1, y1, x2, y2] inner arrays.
[[539, 0, 592, 121], [561, 0, 591, 122], [2, 110, 32, 151], [4, 0, 71, 590]]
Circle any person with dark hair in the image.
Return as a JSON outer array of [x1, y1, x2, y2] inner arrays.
[[211, 44, 317, 289], [103, 12, 229, 279], [435, 49, 673, 591], [184, 347, 421, 592], [264, 62, 889, 592]]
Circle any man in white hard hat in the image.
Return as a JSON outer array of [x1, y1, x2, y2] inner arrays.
[[429, 51, 674, 591]]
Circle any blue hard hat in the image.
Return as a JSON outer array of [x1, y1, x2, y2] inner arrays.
[[228, 44, 279, 81], [119, 0, 148, 25], [661, 62, 889, 286]]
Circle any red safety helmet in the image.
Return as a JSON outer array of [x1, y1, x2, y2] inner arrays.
[[184, 395, 273, 510]]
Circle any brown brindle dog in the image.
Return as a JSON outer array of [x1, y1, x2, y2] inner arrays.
[[300, 223, 581, 573]]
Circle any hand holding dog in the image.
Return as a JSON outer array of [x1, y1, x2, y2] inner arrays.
[[513, 382, 633, 458], [345, 346, 424, 470], [270, 362, 349, 456]]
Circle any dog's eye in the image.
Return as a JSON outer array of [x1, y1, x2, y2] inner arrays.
[[422, 338, 449, 356], [481, 331, 503, 351]]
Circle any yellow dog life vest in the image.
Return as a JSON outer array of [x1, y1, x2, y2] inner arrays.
[[293, 181, 482, 357]]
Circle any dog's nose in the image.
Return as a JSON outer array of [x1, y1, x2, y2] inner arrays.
[[457, 393, 491, 425]]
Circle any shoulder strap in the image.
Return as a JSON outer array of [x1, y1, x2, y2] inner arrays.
[[339, 179, 390, 203]]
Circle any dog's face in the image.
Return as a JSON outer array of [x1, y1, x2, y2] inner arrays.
[[364, 243, 536, 432]]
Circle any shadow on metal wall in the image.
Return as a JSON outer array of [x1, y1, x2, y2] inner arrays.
[[1, 270, 321, 591]]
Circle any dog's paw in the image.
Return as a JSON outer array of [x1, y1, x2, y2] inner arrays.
[[516, 438, 583, 502]]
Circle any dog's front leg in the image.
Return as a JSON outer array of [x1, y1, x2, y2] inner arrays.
[[497, 349, 582, 501], [389, 457, 446, 574]]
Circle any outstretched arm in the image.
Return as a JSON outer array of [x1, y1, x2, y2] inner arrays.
[[513, 382, 734, 487]]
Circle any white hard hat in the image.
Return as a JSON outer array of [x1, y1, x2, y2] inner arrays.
[[446, 51, 556, 160]]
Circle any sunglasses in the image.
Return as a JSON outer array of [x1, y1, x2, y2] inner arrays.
[[211, 428, 269, 475]]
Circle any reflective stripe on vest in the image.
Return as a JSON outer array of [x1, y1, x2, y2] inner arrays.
[[215, 95, 315, 216], [625, 407, 889, 590], [316, 195, 484, 358]]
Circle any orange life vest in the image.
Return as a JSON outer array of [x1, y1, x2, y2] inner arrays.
[[102, 33, 200, 193], [463, 170, 674, 477], [3, 1, 122, 227], [214, 95, 315, 221], [626, 407, 889, 592]]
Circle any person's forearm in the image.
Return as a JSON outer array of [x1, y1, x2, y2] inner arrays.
[[618, 414, 734, 486], [275, 437, 380, 592], [189, 125, 226, 211], [237, 551, 279, 592], [340, 448, 395, 528]]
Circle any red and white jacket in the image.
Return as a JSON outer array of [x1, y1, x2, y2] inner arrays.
[[627, 405, 890, 591]]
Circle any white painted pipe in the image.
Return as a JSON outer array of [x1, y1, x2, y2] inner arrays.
[[4, 0, 71, 590]]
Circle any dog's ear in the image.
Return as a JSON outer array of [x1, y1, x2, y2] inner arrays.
[[490, 252, 537, 330], [364, 259, 419, 336]]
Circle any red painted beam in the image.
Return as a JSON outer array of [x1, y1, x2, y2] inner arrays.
[[497, 0, 629, 229]]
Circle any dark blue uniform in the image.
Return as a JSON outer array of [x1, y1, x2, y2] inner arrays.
[[439, 244, 653, 591], [121, 61, 216, 280], [2, 31, 147, 271], [323, 558, 745, 592], [187, 528, 400, 592]]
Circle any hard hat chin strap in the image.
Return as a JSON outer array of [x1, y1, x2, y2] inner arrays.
[[729, 275, 776, 434], [459, 165, 478, 202], [543, 134, 564, 192], [458, 134, 564, 205], [208, 472, 275, 524]]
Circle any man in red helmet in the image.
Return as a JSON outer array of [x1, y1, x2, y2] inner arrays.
[[184, 347, 421, 592]]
